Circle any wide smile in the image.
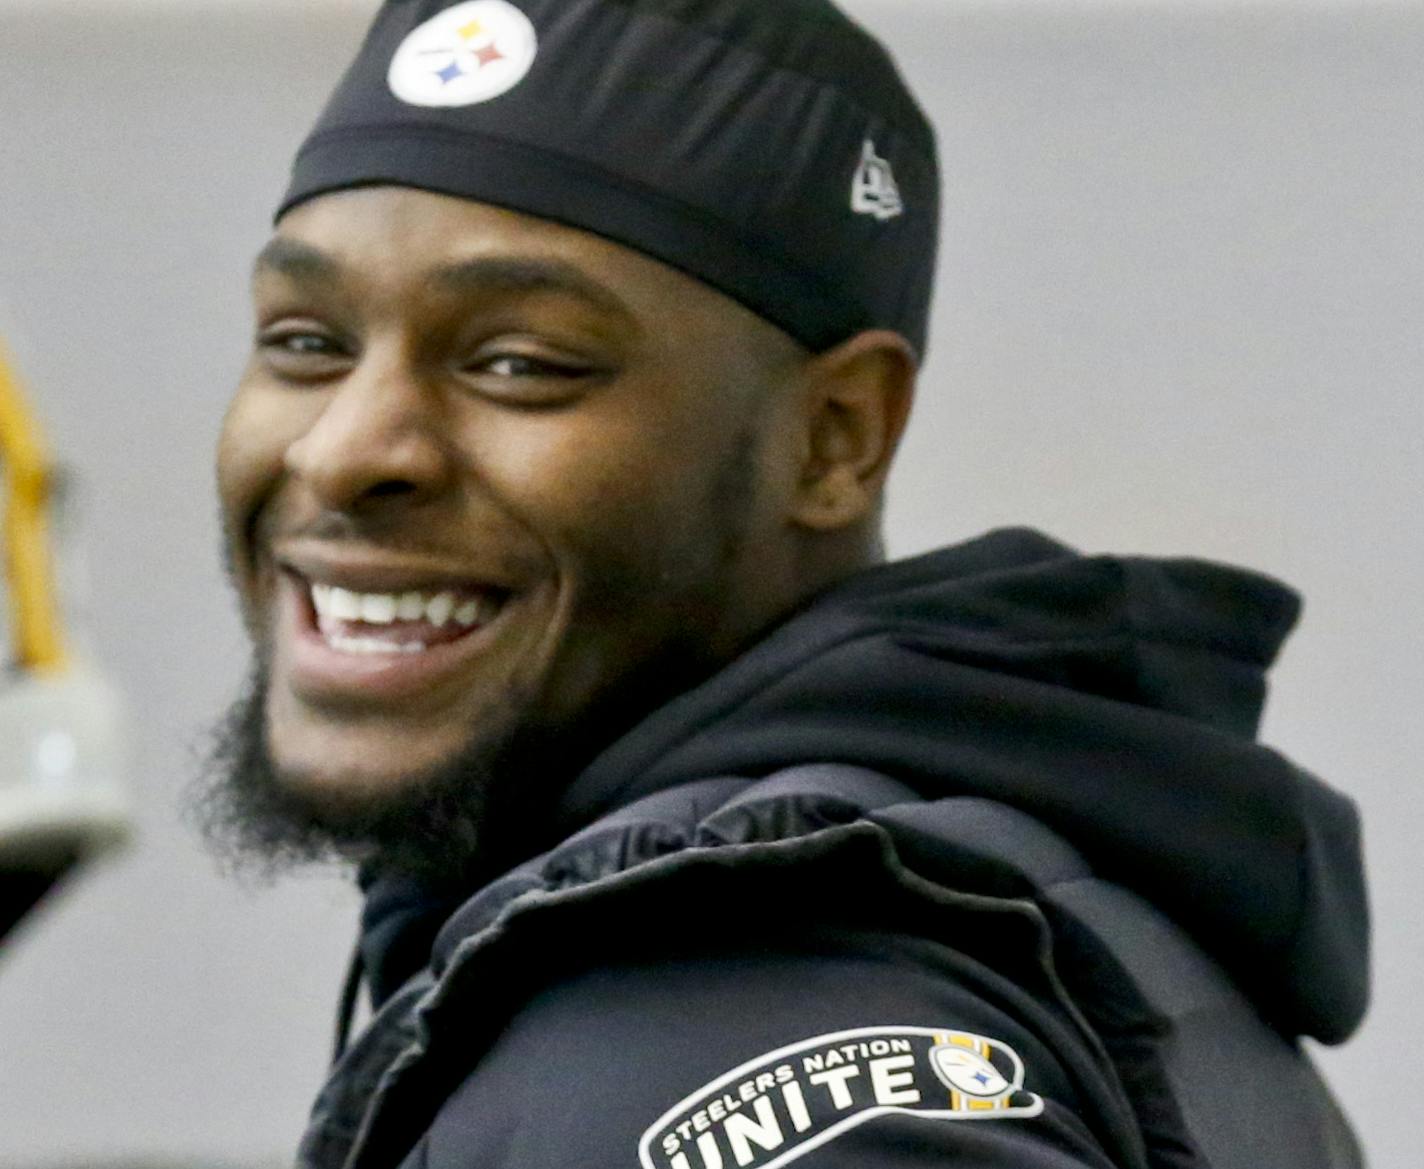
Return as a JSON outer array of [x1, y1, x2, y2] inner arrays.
[[275, 563, 516, 706]]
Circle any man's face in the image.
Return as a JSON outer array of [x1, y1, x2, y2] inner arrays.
[[215, 187, 806, 858]]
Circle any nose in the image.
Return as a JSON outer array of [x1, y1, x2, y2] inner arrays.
[[284, 347, 454, 511]]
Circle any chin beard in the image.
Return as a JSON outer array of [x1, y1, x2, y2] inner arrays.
[[188, 665, 552, 891]]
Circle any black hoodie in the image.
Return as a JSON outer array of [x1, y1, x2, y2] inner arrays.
[[321, 528, 1367, 1169]]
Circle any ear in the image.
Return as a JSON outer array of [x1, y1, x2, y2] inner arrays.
[[789, 330, 917, 532]]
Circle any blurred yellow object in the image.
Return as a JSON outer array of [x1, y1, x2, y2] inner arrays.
[[0, 342, 67, 673], [0, 339, 127, 940]]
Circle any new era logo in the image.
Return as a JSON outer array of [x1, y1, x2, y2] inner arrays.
[[851, 139, 904, 221]]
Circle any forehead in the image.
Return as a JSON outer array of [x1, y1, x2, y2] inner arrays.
[[260, 186, 727, 326]]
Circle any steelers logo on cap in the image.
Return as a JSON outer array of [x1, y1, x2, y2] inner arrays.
[[389, 0, 538, 108]]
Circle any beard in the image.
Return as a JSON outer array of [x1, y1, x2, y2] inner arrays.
[[188, 663, 556, 891], [187, 627, 732, 891]]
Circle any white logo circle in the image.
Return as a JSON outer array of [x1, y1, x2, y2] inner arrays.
[[930, 1046, 1012, 1098], [389, 1, 538, 109]]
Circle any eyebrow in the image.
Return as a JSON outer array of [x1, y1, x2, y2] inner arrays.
[[253, 237, 339, 283], [252, 237, 636, 326], [433, 256, 636, 325]]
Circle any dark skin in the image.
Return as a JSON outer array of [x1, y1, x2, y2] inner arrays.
[[216, 186, 915, 865]]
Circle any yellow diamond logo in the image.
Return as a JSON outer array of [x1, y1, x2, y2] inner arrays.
[[457, 19, 485, 40]]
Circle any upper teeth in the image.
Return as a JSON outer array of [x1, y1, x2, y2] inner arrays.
[[311, 584, 496, 628]]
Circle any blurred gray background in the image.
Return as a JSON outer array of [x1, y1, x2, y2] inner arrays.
[[0, 0, 1418, 1164]]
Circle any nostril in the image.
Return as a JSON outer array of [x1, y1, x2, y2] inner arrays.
[[365, 480, 420, 499]]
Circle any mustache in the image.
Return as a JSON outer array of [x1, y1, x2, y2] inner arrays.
[[246, 500, 549, 579], [256, 505, 441, 553]]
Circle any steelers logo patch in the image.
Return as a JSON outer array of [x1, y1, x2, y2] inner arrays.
[[639, 1027, 1044, 1169], [388, 0, 538, 108]]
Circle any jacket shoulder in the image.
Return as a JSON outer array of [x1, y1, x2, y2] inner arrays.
[[415, 893, 1127, 1169]]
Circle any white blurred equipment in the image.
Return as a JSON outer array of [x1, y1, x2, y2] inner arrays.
[[0, 341, 127, 943]]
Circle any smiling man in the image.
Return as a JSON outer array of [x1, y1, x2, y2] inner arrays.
[[218, 190, 884, 879], [203, 3, 1368, 1169]]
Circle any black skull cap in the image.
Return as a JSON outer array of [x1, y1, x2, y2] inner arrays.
[[279, 0, 940, 355]]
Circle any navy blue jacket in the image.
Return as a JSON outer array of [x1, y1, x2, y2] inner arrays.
[[299, 529, 1368, 1169]]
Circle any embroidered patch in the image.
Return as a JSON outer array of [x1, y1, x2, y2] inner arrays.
[[639, 1026, 1044, 1169], [388, 0, 538, 109]]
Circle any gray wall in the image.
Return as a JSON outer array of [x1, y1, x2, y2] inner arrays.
[[0, 1, 1418, 1165]]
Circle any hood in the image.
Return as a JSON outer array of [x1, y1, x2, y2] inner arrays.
[[549, 527, 1368, 1044]]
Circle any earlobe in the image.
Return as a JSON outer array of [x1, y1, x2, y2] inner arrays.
[[790, 330, 916, 533]]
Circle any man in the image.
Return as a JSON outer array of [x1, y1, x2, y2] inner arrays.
[[203, 2, 1369, 1167]]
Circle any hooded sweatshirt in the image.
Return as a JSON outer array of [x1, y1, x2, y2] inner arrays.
[[310, 528, 1367, 1169]]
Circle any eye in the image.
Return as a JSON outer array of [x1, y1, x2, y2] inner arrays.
[[259, 329, 340, 356], [477, 353, 586, 379], [463, 347, 604, 405], [256, 326, 353, 380], [275, 333, 337, 355]]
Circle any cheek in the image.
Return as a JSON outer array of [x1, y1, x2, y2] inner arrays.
[[216, 383, 308, 568], [470, 400, 723, 582]]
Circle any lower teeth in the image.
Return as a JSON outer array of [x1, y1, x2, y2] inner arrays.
[[326, 633, 429, 656]]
